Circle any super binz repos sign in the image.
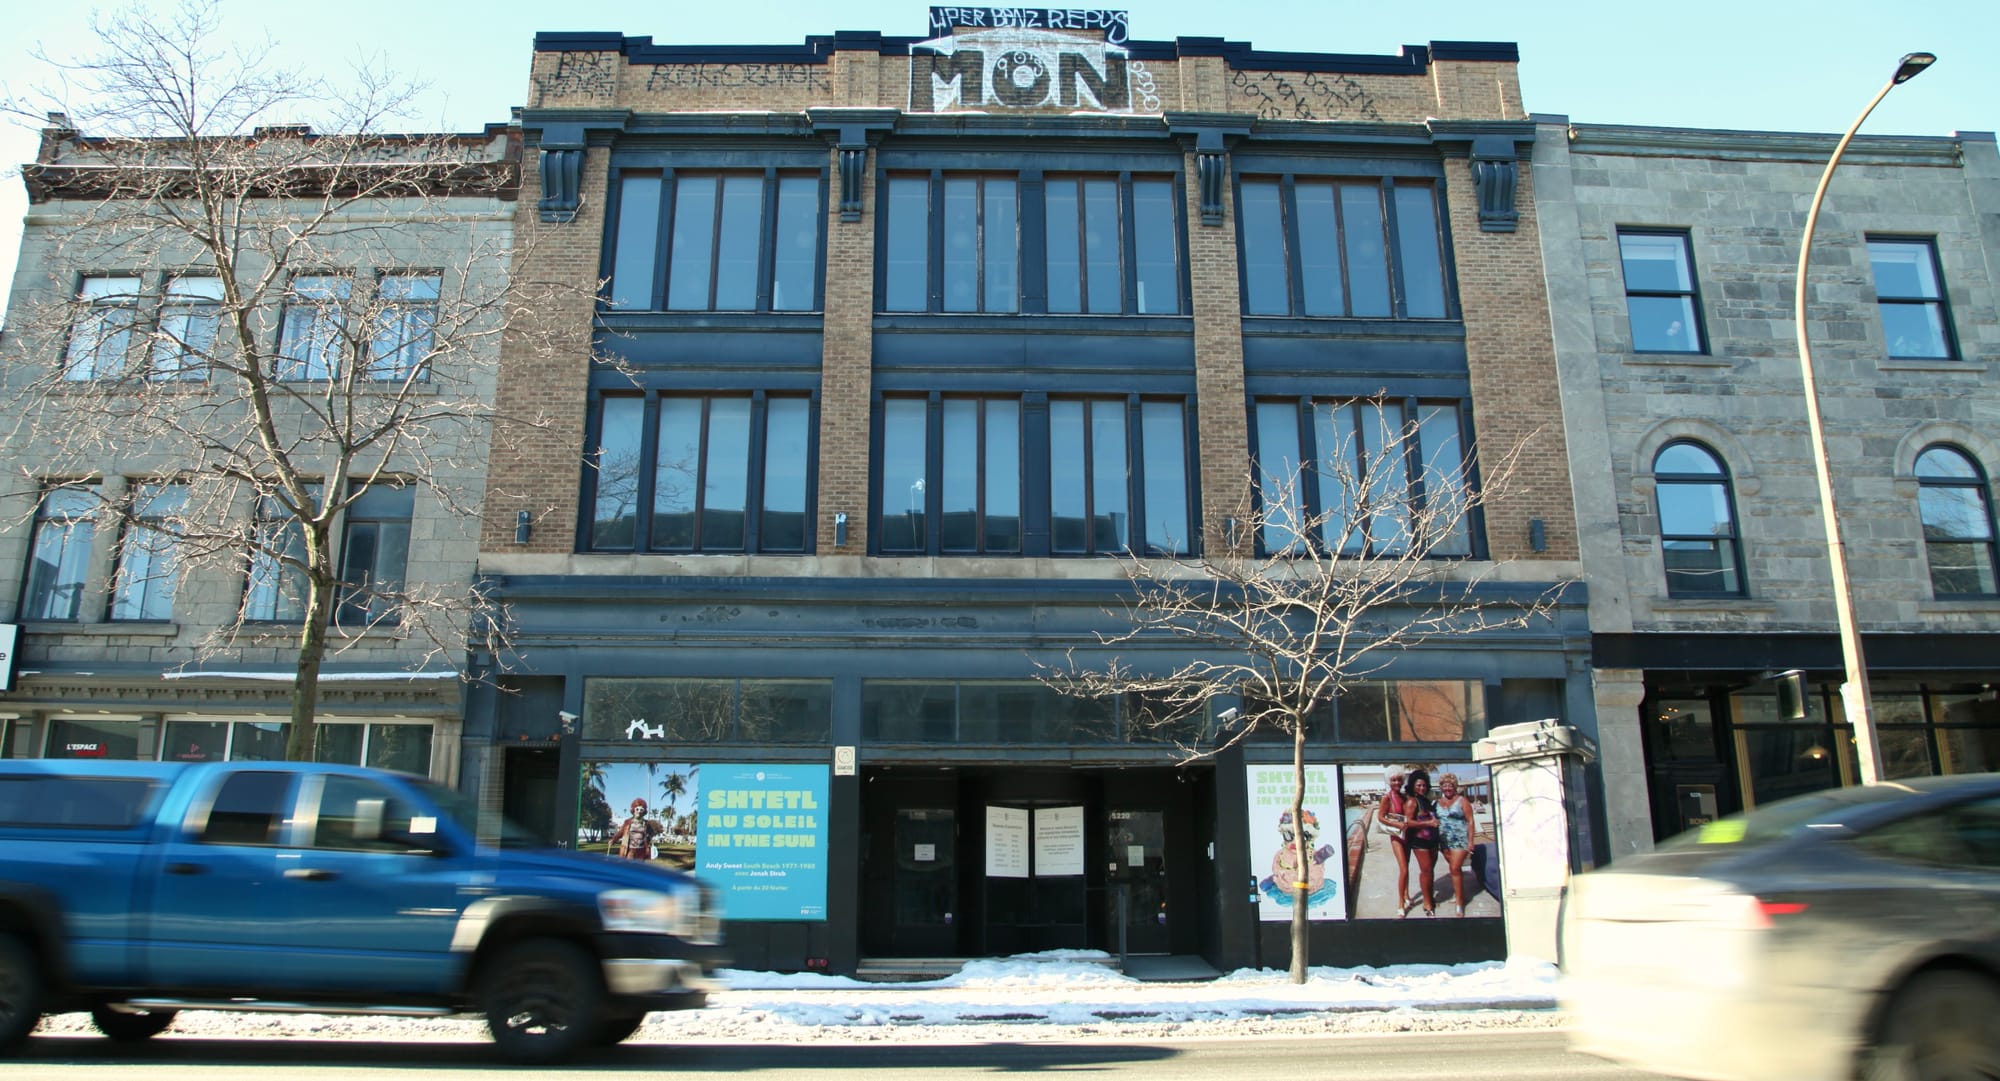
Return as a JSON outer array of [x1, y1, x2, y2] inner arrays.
[[912, 8, 1150, 114]]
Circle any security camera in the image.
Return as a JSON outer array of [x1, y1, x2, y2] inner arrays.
[[557, 711, 578, 723]]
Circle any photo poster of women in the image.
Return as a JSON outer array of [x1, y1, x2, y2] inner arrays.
[[1244, 764, 1346, 921], [1342, 763, 1503, 920], [577, 760, 701, 868]]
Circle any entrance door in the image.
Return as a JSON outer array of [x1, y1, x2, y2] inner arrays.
[[1106, 810, 1170, 954], [891, 808, 959, 955]]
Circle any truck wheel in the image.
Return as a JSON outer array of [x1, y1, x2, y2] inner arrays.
[[91, 1005, 177, 1042], [480, 938, 603, 1064], [0, 935, 42, 1053], [1861, 970, 2000, 1081], [592, 1009, 647, 1046]]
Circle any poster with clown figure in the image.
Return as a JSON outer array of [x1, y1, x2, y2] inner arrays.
[[1244, 763, 1346, 921]]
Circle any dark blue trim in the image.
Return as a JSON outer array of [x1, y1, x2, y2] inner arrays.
[[872, 326, 1195, 377], [594, 327, 824, 370], [1241, 331, 1469, 378]]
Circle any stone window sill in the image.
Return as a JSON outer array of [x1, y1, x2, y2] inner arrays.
[[20, 621, 181, 638]]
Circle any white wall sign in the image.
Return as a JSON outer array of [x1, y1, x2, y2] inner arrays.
[[1034, 805, 1085, 877], [833, 745, 856, 777], [985, 805, 1029, 878]]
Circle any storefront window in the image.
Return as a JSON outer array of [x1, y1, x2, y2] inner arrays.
[[162, 720, 228, 762], [232, 721, 289, 761], [862, 682, 958, 742], [1742, 727, 1841, 806], [739, 681, 833, 743], [315, 724, 363, 765], [1647, 697, 1717, 762], [48, 718, 143, 760], [584, 677, 833, 743]]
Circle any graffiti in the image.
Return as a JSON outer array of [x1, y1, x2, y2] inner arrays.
[[929, 7, 1129, 45], [912, 26, 1132, 112], [646, 65, 832, 92], [532, 53, 618, 100], [1128, 59, 1162, 113], [1231, 69, 1384, 122]]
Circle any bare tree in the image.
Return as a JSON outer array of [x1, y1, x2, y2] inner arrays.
[[1045, 398, 1569, 982], [0, 2, 571, 760]]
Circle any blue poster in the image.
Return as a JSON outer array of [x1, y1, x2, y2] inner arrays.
[[694, 763, 829, 921]]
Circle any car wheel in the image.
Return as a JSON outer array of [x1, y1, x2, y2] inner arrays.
[[1863, 970, 2000, 1081], [91, 1005, 177, 1042], [479, 938, 603, 1064], [0, 934, 43, 1053], [592, 1009, 647, 1046]]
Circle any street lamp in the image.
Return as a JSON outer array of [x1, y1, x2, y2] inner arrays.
[[1793, 51, 1935, 786]]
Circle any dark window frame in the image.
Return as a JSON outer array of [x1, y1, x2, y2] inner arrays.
[[336, 480, 414, 628], [273, 273, 353, 382], [1653, 440, 1747, 598], [62, 273, 142, 381], [1617, 228, 1709, 354], [1914, 443, 1999, 599], [1048, 395, 1194, 557], [20, 484, 99, 622], [602, 167, 828, 315], [1233, 172, 1455, 320], [110, 481, 185, 623], [1867, 235, 1959, 360]]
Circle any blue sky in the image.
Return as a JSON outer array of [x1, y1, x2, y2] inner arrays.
[[2, 0, 1994, 303]]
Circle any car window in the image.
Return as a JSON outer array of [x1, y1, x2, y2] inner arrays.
[[312, 774, 441, 853], [1852, 798, 2000, 871], [0, 775, 159, 828], [1659, 785, 1915, 850], [199, 771, 298, 845]]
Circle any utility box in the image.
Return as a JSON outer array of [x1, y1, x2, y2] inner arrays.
[[1472, 718, 1598, 962]]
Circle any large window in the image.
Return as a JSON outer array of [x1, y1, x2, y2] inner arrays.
[[150, 275, 222, 381], [21, 486, 98, 621], [274, 275, 351, 381], [63, 275, 140, 380], [885, 174, 1020, 314], [1237, 176, 1448, 319], [1618, 230, 1706, 353], [878, 396, 1021, 555], [1253, 398, 1472, 557], [1915, 445, 1997, 598], [111, 482, 185, 622], [337, 482, 413, 627], [1245, 680, 1490, 743], [1653, 441, 1744, 597], [1050, 398, 1191, 555], [1868, 237, 1955, 359], [582, 678, 832, 743], [608, 171, 822, 313], [368, 273, 440, 381], [1044, 175, 1181, 315], [587, 393, 812, 553], [244, 492, 310, 622]]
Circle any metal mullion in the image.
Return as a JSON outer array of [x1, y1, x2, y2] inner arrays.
[[705, 176, 727, 311], [745, 391, 769, 553], [1118, 172, 1137, 315], [975, 177, 990, 314], [1330, 181, 1355, 318], [974, 398, 990, 552], [692, 396, 713, 550], [1078, 398, 1097, 554], [634, 393, 662, 551], [1296, 398, 1325, 554], [1383, 178, 1409, 320], [1280, 175, 1304, 317], [925, 392, 943, 553], [928, 171, 945, 313], [1400, 394, 1426, 528], [1125, 395, 1144, 555], [654, 171, 676, 311], [757, 169, 778, 312]]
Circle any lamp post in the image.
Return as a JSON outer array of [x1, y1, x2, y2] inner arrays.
[[1793, 52, 1935, 786]]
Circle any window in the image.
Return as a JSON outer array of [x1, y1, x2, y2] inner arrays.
[[1853, 798, 2000, 871], [198, 771, 297, 846], [1050, 398, 1191, 555], [274, 275, 351, 380], [63, 275, 140, 380], [337, 482, 413, 627], [1252, 399, 1472, 557], [607, 171, 821, 312], [150, 275, 222, 380], [111, 482, 185, 621], [21, 486, 97, 621], [1914, 445, 1997, 597], [878, 396, 1021, 554], [1619, 231, 1705, 353], [1245, 680, 1489, 743], [884, 174, 1020, 313], [1654, 442, 1744, 597], [586, 393, 812, 553], [245, 491, 311, 622], [369, 273, 439, 381], [1869, 238, 1954, 359], [1237, 177, 1448, 319], [582, 678, 832, 743], [1044, 175, 1182, 315], [313, 722, 433, 775]]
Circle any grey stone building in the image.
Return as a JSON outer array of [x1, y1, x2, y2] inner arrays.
[[1536, 118, 2000, 850]]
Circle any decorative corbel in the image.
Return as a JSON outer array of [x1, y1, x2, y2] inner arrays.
[[536, 123, 587, 223], [807, 109, 899, 224], [837, 145, 867, 222], [1196, 131, 1228, 227], [1469, 135, 1520, 234]]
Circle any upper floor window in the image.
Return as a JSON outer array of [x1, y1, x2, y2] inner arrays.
[[337, 482, 413, 627], [1050, 398, 1192, 556], [1618, 230, 1706, 353], [111, 482, 185, 622], [1044, 175, 1182, 315], [1869, 237, 1955, 359], [1653, 441, 1744, 597], [274, 275, 351, 381], [63, 275, 140, 380], [150, 275, 223, 381], [880, 396, 1022, 554], [607, 171, 822, 313], [368, 273, 440, 382], [1915, 445, 1997, 598], [885, 174, 1020, 314], [21, 485, 97, 621], [1253, 398, 1471, 557], [244, 490, 312, 622], [586, 392, 812, 553], [1238, 176, 1448, 319]]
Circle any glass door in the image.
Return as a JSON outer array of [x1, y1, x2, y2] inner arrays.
[[893, 808, 958, 955], [1106, 810, 1169, 954]]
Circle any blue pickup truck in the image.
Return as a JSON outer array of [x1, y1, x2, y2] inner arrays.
[[0, 759, 725, 1062]]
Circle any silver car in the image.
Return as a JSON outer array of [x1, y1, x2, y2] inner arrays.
[[1560, 774, 2000, 1081]]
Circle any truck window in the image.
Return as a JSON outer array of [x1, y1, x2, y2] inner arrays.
[[0, 776, 158, 828], [200, 771, 298, 845], [313, 774, 437, 853]]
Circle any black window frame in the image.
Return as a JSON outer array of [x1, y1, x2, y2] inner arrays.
[[1914, 443, 1999, 599], [1048, 395, 1194, 557], [1867, 235, 1959, 360], [1233, 172, 1455, 320], [581, 389, 818, 555], [601, 166, 828, 315], [1617, 228, 1709, 355], [20, 484, 99, 622], [336, 480, 414, 628], [1653, 440, 1747, 598]]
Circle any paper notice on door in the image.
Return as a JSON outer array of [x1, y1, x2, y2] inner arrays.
[[1035, 805, 1085, 877], [985, 806, 1029, 878], [913, 843, 935, 862], [1127, 845, 1146, 867]]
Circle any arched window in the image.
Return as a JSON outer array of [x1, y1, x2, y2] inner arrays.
[[1915, 445, 1998, 597], [1654, 442, 1744, 597]]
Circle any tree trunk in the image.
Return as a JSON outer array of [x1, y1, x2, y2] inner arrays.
[[282, 535, 336, 762], [1289, 719, 1310, 984]]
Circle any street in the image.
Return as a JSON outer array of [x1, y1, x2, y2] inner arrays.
[[9, 1029, 1660, 1080]]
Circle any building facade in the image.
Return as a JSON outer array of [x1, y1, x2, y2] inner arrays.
[[0, 122, 519, 785], [1536, 118, 2000, 846], [472, 13, 1595, 974]]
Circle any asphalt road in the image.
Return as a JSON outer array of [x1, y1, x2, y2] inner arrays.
[[9, 1029, 1662, 1080]]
